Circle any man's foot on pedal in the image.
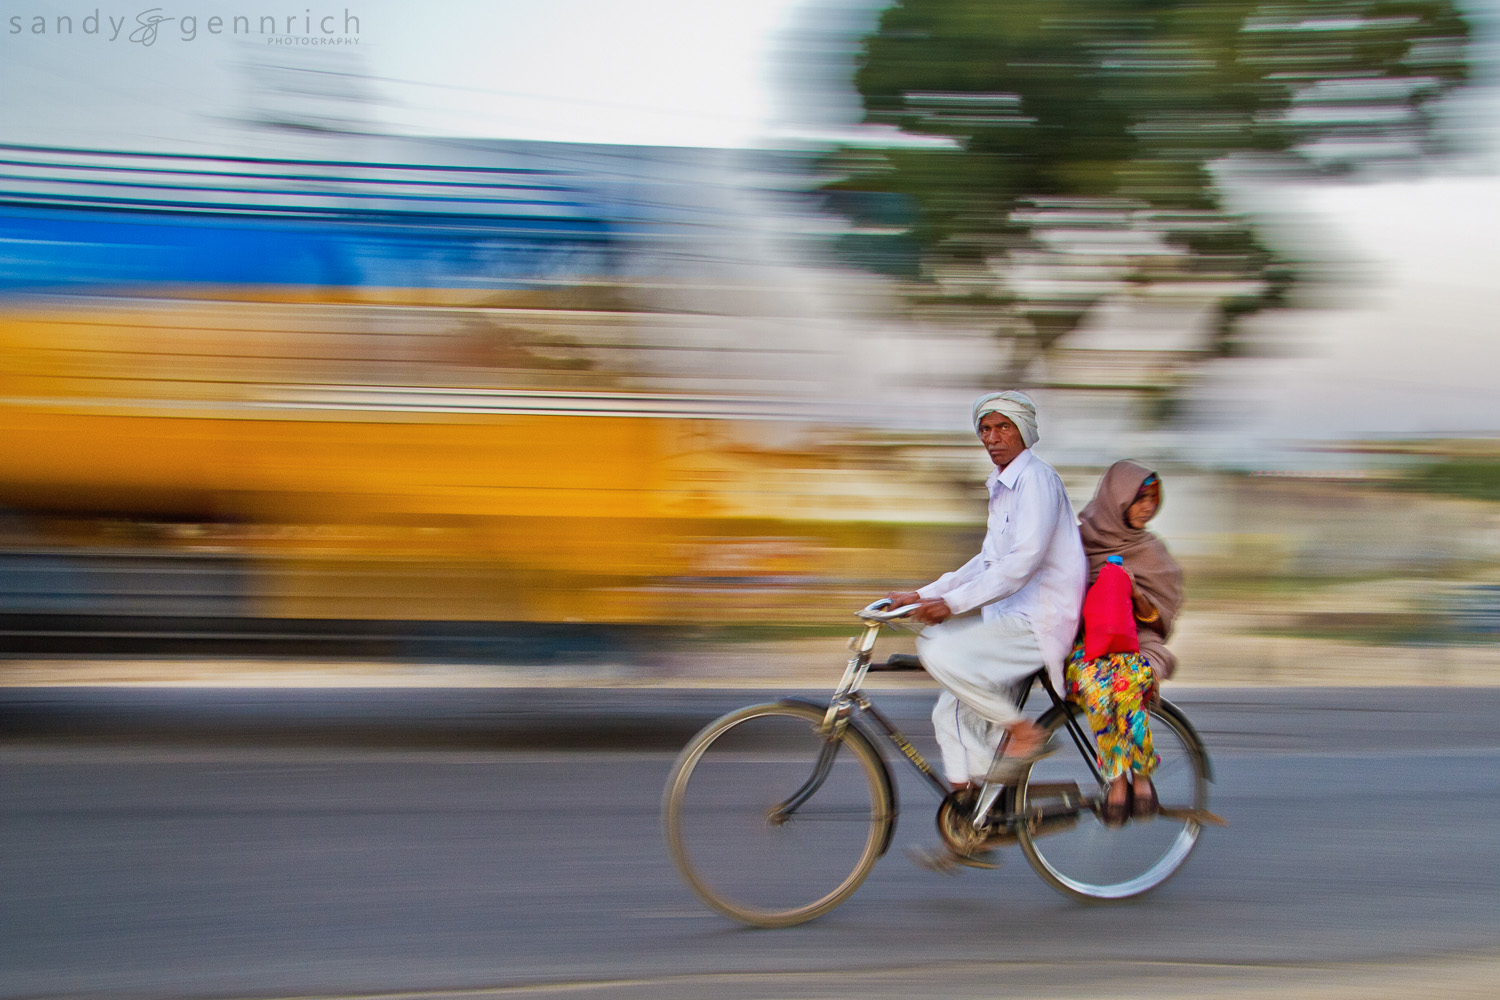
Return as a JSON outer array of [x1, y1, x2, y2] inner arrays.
[[985, 737, 1057, 785]]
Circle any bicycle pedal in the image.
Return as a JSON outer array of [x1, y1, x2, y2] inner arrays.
[[1158, 806, 1228, 827], [906, 845, 960, 875], [951, 851, 1001, 870], [906, 844, 998, 874]]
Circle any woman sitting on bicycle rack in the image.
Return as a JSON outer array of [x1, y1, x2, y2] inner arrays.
[[1071, 461, 1185, 825], [887, 391, 1088, 798]]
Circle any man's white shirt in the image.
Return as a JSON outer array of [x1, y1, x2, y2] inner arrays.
[[916, 447, 1087, 687]]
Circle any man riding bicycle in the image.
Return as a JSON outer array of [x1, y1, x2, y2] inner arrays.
[[664, 398, 1213, 916], [888, 391, 1087, 859]]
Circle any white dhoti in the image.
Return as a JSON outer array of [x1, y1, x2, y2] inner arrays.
[[917, 614, 1045, 786]]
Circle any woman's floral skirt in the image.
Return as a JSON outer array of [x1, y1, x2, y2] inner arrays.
[[1065, 641, 1157, 780]]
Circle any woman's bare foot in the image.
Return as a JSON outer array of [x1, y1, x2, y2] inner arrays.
[[1131, 774, 1158, 818], [1102, 775, 1130, 826]]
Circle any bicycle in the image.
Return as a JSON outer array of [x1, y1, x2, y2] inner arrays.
[[662, 598, 1220, 927]]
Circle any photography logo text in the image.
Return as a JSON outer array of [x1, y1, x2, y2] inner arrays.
[[6, 8, 363, 45]]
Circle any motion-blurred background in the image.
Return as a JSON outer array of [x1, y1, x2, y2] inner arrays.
[[0, 0, 1496, 677]]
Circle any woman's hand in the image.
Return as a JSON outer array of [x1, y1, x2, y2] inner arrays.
[[1132, 590, 1160, 625], [1115, 565, 1160, 624]]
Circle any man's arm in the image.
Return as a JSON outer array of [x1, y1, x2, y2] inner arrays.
[[887, 553, 986, 625], [915, 553, 985, 602], [938, 476, 1064, 615]]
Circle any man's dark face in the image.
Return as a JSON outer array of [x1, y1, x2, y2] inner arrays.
[[978, 412, 1026, 470]]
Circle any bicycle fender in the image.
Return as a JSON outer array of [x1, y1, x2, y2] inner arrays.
[[1154, 697, 1213, 783]]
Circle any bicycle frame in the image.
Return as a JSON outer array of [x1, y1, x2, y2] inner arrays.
[[778, 607, 1110, 837]]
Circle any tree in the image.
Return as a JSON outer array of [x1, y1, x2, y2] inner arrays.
[[825, 0, 1473, 387]]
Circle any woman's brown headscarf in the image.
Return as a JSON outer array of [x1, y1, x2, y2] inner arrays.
[[1078, 460, 1185, 677]]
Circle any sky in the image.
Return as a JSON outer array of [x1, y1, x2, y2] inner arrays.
[[0, 0, 1497, 446], [1208, 174, 1500, 445], [0, 0, 815, 149]]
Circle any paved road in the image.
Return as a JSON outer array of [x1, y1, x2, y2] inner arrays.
[[5, 688, 1500, 998]]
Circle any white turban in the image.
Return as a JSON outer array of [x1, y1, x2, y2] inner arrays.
[[972, 390, 1039, 448]]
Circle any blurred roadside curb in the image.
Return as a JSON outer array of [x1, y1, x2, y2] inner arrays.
[[0, 684, 868, 752], [6, 633, 1500, 752], [6, 679, 1500, 754]]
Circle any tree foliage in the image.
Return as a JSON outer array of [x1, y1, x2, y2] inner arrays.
[[827, 0, 1473, 379]]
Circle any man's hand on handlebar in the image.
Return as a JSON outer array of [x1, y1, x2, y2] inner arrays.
[[884, 590, 953, 624], [910, 599, 953, 625], [886, 590, 922, 609], [883, 594, 950, 626]]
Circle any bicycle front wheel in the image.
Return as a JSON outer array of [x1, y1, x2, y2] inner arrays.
[[1017, 698, 1210, 902], [662, 701, 894, 927]]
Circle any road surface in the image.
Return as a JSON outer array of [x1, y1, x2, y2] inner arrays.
[[4, 687, 1500, 998]]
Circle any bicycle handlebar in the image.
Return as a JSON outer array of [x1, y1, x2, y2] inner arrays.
[[856, 598, 922, 622]]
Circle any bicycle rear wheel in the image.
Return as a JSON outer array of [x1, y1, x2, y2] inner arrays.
[[662, 701, 894, 927], [1017, 698, 1209, 901]]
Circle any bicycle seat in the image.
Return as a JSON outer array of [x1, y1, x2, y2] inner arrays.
[[870, 653, 923, 671]]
